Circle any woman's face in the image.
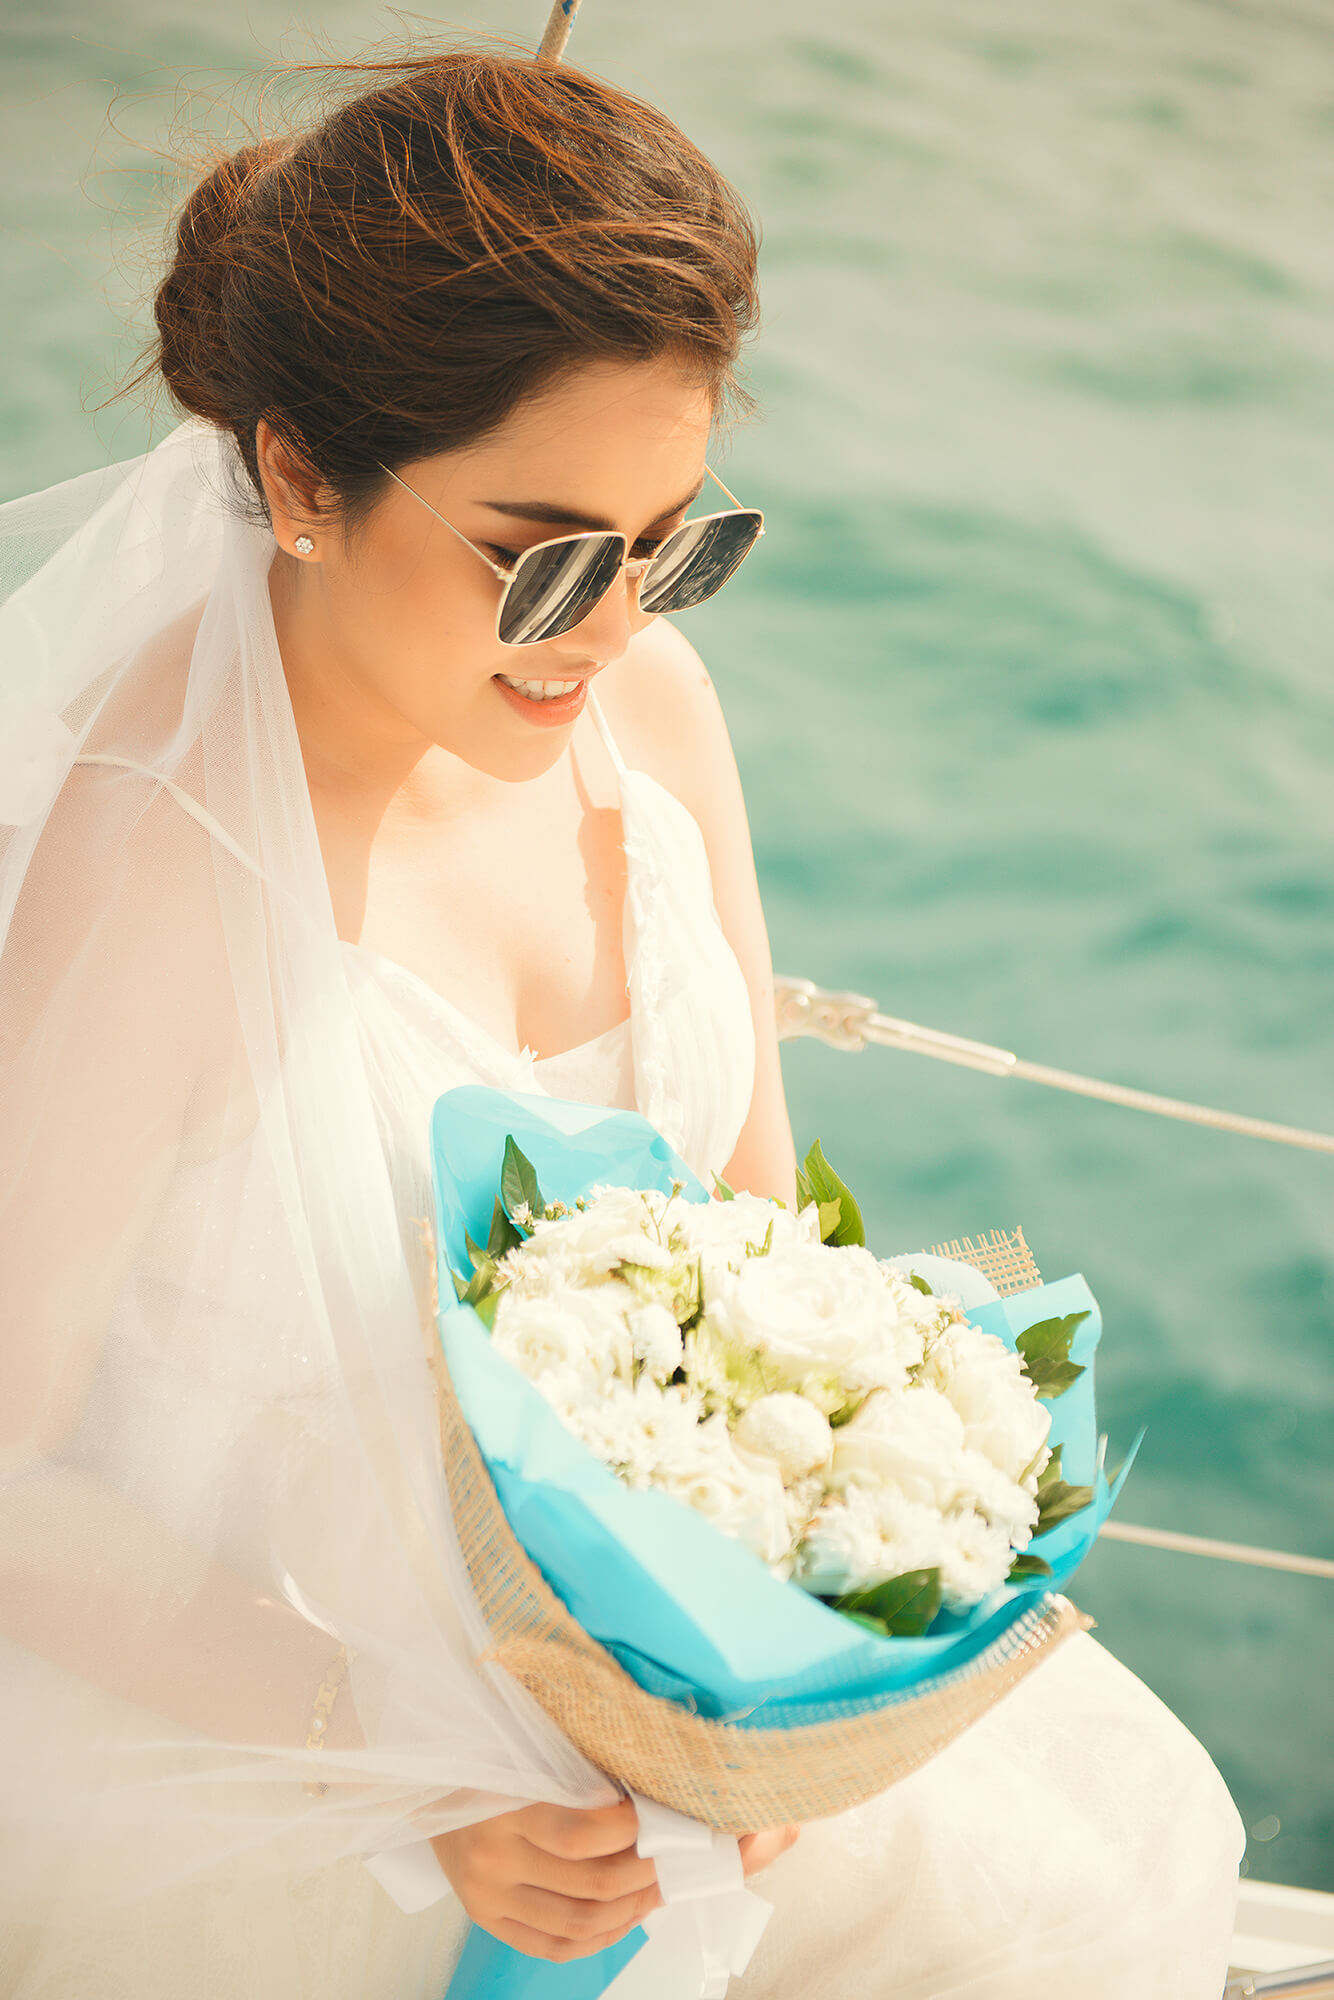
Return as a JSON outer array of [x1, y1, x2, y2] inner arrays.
[[262, 355, 716, 788]]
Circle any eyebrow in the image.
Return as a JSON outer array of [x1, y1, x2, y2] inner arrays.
[[475, 479, 707, 533]]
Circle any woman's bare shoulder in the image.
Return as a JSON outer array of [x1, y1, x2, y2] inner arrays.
[[593, 617, 739, 825]]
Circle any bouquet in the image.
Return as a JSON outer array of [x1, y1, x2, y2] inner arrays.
[[427, 1087, 1136, 1999]]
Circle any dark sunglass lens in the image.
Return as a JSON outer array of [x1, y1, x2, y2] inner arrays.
[[636, 512, 763, 616], [497, 535, 626, 646]]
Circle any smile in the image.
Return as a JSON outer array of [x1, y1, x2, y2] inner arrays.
[[491, 672, 591, 727]]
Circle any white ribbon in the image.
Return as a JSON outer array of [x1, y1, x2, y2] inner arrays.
[[602, 1795, 773, 2000], [363, 1838, 454, 1914]]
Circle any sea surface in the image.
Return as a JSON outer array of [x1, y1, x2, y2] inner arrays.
[[3, 0, 1331, 1893]]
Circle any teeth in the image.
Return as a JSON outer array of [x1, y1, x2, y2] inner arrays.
[[498, 675, 580, 701]]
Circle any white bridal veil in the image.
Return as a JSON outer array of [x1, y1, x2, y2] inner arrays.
[[0, 419, 617, 1920]]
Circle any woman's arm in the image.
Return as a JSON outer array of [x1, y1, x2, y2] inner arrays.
[[598, 620, 798, 1208]]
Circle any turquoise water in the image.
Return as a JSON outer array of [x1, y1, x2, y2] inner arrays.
[[4, 0, 1331, 1892]]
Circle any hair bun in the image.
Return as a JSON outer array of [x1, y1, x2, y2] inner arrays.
[[155, 138, 288, 428]]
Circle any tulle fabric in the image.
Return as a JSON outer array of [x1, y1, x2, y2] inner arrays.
[[0, 421, 627, 1935], [0, 419, 1240, 1995]]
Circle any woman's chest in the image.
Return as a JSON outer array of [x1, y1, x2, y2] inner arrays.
[[315, 748, 632, 1061]]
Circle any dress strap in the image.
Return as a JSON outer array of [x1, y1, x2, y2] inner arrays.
[[585, 687, 628, 777], [72, 754, 275, 887]]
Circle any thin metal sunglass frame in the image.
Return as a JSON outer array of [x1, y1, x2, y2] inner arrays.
[[377, 460, 764, 646]]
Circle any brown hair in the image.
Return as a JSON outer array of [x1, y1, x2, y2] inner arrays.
[[147, 50, 761, 533]]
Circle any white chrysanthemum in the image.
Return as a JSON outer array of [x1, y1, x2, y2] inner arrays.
[[918, 1320, 1052, 1485], [733, 1391, 833, 1480], [933, 1510, 1016, 1612], [516, 1184, 671, 1278], [795, 1484, 945, 1597], [704, 1240, 925, 1397], [956, 1448, 1041, 1548], [828, 1384, 974, 1511]]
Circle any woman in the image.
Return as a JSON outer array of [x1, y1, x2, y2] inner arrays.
[[0, 48, 1241, 1998]]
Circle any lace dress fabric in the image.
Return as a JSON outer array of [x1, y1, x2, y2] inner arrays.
[[1, 690, 1242, 1998]]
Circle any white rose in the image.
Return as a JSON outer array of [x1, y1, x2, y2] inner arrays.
[[733, 1392, 833, 1481], [705, 1241, 924, 1396], [654, 1426, 793, 1570], [679, 1192, 815, 1259], [491, 1293, 609, 1387], [918, 1321, 1052, 1484], [828, 1385, 973, 1511]]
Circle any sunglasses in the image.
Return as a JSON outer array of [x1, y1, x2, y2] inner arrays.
[[378, 461, 764, 648]]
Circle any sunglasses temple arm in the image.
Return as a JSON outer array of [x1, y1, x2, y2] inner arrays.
[[703, 462, 748, 512], [378, 463, 513, 582]]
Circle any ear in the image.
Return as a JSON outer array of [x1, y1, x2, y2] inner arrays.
[[254, 418, 338, 551]]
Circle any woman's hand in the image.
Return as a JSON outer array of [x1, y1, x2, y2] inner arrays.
[[430, 1801, 802, 1962]]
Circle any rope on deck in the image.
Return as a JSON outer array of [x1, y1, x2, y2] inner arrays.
[[1099, 1521, 1334, 1581], [774, 977, 1334, 1156]]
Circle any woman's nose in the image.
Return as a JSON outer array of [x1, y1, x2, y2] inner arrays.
[[550, 566, 655, 666]]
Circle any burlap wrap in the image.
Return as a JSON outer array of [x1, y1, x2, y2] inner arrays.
[[425, 1223, 1092, 1832]]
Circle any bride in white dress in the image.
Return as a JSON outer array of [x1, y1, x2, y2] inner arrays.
[[0, 46, 1241, 1999]]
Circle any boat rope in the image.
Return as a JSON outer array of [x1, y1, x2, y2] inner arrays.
[[1098, 1521, 1334, 1581], [537, 0, 583, 64], [775, 977, 1334, 1156]]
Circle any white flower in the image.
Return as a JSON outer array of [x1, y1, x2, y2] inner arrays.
[[491, 1293, 605, 1385], [677, 1192, 816, 1260], [828, 1385, 973, 1511], [733, 1392, 833, 1481], [518, 1184, 670, 1279], [628, 1302, 684, 1382], [652, 1417, 794, 1569], [704, 1241, 925, 1397], [932, 1510, 1015, 1612], [795, 1484, 944, 1597], [918, 1321, 1051, 1485]]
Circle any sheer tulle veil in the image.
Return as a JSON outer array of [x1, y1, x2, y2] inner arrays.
[[0, 418, 616, 1920]]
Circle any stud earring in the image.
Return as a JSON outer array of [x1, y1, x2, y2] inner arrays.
[[294, 534, 315, 556]]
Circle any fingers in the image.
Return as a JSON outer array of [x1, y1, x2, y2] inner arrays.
[[517, 1839, 660, 1903], [515, 1798, 641, 1861], [481, 1914, 643, 1964], [513, 1877, 662, 1944], [737, 1823, 802, 1877]]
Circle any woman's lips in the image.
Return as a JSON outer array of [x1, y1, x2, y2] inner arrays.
[[492, 673, 590, 727]]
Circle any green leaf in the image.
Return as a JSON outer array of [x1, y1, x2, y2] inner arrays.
[[1016, 1311, 1090, 1401], [744, 1216, 776, 1259], [908, 1271, 933, 1296], [828, 1392, 867, 1429], [711, 1173, 737, 1201], [1034, 1446, 1095, 1535], [832, 1567, 942, 1637], [486, 1194, 524, 1262], [840, 1610, 890, 1638], [460, 1231, 498, 1310], [500, 1136, 544, 1225], [800, 1140, 865, 1247], [1008, 1551, 1054, 1580], [794, 1165, 814, 1212], [816, 1198, 842, 1243]]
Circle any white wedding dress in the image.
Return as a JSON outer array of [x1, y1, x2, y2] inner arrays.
[[1, 687, 1242, 2000]]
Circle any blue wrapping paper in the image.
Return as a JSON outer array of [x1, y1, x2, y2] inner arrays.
[[432, 1085, 1136, 1996]]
